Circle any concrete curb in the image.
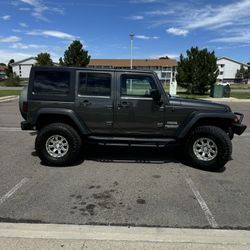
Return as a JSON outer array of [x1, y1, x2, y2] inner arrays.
[[0, 96, 18, 103], [0, 223, 250, 245]]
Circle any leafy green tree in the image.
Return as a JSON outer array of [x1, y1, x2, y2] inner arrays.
[[159, 56, 169, 59], [0, 63, 6, 66], [35, 52, 54, 66], [176, 47, 219, 94], [5, 73, 20, 86], [235, 65, 245, 79], [236, 65, 250, 83], [59, 40, 91, 67], [5, 59, 15, 77]]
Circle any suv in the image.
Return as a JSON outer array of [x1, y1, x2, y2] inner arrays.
[[20, 66, 246, 169]]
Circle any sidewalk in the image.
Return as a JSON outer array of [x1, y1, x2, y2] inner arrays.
[[203, 97, 250, 102], [0, 223, 250, 250]]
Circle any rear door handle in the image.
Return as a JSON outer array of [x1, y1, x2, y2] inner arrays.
[[80, 100, 91, 106], [118, 101, 130, 108]]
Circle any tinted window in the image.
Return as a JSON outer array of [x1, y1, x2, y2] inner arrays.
[[121, 75, 157, 97], [78, 73, 111, 96], [34, 71, 70, 95]]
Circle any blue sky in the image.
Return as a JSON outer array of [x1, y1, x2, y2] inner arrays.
[[0, 0, 250, 64]]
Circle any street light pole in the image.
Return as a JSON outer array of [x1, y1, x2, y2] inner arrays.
[[130, 33, 134, 70]]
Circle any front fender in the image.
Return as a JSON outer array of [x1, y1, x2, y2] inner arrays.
[[176, 111, 235, 138]]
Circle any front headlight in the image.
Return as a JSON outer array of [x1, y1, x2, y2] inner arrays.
[[233, 114, 240, 123]]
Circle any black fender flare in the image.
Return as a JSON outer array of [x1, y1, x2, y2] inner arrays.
[[33, 108, 90, 134], [176, 111, 235, 138]]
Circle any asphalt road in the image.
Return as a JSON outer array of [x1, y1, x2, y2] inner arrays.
[[0, 99, 250, 230]]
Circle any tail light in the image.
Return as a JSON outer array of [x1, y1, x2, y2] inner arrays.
[[23, 101, 28, 113]]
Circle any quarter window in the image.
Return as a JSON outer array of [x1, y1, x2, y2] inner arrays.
[[120, 75, 157, 97], [33, 71, 70, 95], [78, 73, 111, 96]]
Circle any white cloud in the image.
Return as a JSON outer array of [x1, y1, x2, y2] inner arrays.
[[0, 50, 33, 64], [1, 15, 11, 21], [19, 7, 31, 11], [16, 0, 63, 21], [19, 0, 48, 21], [10, 43, 47, 49], [27, 30, 78, 40], [185, 1, 250, 30], [145, 0, 250, 43], [12, 29, 22, 33], [135, 35, 159, 40], [0, 36, 21, 43], [150, 53, 179, 59], [19, 22, 28, 28], [211, 32, 250, 43], [166, 27, 189, 36], [128, 15, 144, 20], [130, 0, 158, 3], [145, 10, 174, 16]]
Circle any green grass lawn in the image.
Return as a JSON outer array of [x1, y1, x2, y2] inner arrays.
[[177, 93, 209, 99], [0, 90, 21, 97], [230, 92, 250, 99], [176, 91, 250, 99], [229, 84, 250, 89]]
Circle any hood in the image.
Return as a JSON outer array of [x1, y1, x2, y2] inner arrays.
[[169, 96, 231, 112]]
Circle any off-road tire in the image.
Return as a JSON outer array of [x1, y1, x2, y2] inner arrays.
[[185, 126, 232, 170], [35, 123, 82, 166]]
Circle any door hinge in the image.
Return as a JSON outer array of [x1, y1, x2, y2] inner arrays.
[[105, 121, 113, 126], [157, 122, 164, 128]]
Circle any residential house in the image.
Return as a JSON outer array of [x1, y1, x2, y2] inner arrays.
[[217, 57, 249, 83], [11, 57, 37, 79], [88, 59, 177, 84]]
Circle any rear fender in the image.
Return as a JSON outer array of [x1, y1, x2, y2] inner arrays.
[[33, 108, 90, 135]]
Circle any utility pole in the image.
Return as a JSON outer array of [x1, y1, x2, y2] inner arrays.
[[129, 33, 134, 92], [130, 33, 134, 69]]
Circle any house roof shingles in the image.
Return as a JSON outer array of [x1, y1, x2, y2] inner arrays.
[[0, 66, 7, 72], [89, 59, 177, 68]]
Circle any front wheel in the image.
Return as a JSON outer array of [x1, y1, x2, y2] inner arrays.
[[185, 126, 232, 170], [35, 123, 82, 166]]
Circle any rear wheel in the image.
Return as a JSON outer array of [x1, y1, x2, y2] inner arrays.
[[35, 123, 82, 166], [185, 126, 232, 170]]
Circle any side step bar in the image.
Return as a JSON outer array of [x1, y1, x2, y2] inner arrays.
[[87, 136, 176, 147]]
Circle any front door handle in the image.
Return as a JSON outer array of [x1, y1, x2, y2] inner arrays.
[[80, 100, 91, 106]]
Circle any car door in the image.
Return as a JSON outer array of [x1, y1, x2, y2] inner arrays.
[[75, 70, 114, 134], [114, 72, 165, 135]]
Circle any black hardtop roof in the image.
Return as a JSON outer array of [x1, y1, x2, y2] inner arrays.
[[32, 66, 156, 74]]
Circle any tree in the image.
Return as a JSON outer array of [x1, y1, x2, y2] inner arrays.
[[236, 65, 249, 83], [235, 65, 245, 79], [59, 40, 91, 67], [176, 47, 219, 94], [5, 59, 15, 77], [35, 52, 54, 66], [159, 56, 169, 59], [0, 63, 6, 66]]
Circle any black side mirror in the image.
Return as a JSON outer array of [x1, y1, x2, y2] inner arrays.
[[150, 89, 161, 102]]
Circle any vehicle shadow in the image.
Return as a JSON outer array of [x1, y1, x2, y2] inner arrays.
[[84, 144, 181, 164], [32, 143, 226, 172]]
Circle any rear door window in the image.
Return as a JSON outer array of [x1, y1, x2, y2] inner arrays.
[[78, 72, 111, 97]]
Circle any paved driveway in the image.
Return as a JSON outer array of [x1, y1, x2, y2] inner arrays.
[[0, 99, 249, 229]]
